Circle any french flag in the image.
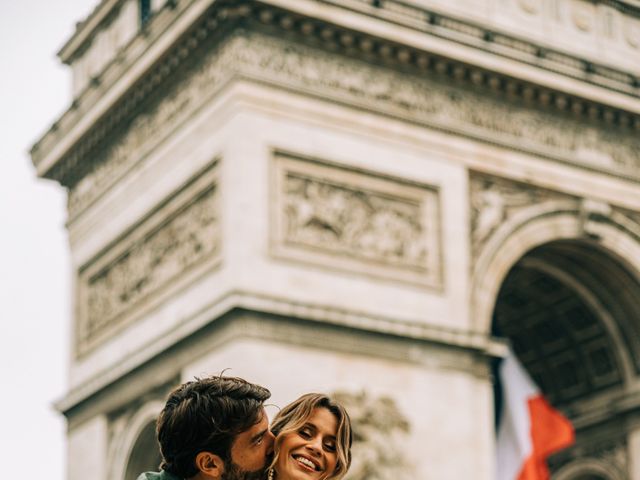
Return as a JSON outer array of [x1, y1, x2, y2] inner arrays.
[[496, 348, 575, 480]]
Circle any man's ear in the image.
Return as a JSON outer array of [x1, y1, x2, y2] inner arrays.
[[194, 451, 225, 479]]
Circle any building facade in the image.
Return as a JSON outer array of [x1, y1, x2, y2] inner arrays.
[[31, 0, 640, 479]]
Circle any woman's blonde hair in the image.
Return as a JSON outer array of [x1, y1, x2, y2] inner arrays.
[[270, 393, 352, 480]]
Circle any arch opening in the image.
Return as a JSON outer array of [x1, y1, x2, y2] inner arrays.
[[124, 420, 162, 480], [493, 239, 639, 406], [491, 238, 640, 477]]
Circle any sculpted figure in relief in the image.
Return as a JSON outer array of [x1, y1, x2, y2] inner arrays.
[[470, 177, 536, 250], [284, 174, 428, 269], [469, 175, 576, 256], [332, 391, 414, 480]]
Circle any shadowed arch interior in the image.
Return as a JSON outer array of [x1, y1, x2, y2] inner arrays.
[[492, 239, 640, 407], [124, 420, 162, 480]]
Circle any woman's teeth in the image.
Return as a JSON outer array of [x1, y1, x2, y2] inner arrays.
[[295, 456, 318, 471]]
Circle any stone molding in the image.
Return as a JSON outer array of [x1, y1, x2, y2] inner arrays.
[[612, 206, 640, 242], [56, 289, 502, 415], [66, 34, 239, 219], [76, 160, 221, 355], [323, 0, 640, 90], [32, 0, 640, 188], [271, 151, 442, 288]]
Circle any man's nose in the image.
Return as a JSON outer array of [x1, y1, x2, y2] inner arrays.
[[266, 430, 276, 455]]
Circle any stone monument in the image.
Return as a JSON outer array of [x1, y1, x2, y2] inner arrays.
[[31, 1, 640, 479]]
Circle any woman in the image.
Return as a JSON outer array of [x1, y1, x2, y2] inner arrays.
[[267, 393, 352, 480]]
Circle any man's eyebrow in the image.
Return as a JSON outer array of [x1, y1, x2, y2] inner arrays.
[[251, 428, 268, 442]]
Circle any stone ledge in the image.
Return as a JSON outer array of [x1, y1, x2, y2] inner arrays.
[[55, 289, 504, 416]]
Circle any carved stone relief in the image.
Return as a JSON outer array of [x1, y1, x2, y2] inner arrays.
[[332, 391, 414, 480], [77, 164, 220, 352], [272, 153, 441, 287], [571, 0, 596, 32], [469, 173, 577, 257], [284, 176, 427, 268], [624, 16, 640, 48], [70, 32, 640, 219], [518, 0, 540, 15], [220, 35, 640, 172], [513, 0, 637, 48], [245, 35, 640, 170]]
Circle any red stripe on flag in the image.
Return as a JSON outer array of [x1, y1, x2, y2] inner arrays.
[[517, 395, 575, 480]]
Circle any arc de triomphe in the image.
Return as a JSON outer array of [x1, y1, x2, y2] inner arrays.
[[31, 1, 640, 479]]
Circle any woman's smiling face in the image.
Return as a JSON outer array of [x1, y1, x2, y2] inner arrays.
[[275, 407, 339, 480]]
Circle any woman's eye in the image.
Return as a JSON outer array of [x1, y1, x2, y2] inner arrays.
[[298, 428, 312, 439], [324, 442, 336, 452]]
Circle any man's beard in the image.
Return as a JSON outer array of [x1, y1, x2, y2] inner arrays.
[[222, 459, 269, 480]]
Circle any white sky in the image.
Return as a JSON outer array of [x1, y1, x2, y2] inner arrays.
[[0, 1, 97, 479]]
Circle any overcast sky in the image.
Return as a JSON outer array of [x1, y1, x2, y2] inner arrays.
[[0, 1, 96, 479]]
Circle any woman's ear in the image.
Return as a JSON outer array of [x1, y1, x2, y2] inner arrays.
[[194, 451, 225, 479]]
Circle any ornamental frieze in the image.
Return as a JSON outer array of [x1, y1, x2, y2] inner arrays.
[[272, 153, 441, 287], [233, 35, 640, 170], [77, 165, 220, 352], [69, 32, 640, 218]]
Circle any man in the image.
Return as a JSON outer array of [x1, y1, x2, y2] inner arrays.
[[137, 375, 275, 480]]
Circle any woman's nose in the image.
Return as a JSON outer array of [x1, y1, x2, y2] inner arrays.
[[305, 436, 322, 455]]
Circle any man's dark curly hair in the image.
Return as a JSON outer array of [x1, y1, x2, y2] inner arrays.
[[156, 375, 271, 478]]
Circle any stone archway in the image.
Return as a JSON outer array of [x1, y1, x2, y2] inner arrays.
[[471, 196, 640, 338], [493, 240, 637, 407], [469, 192, 640, 477], [486, 238, 640, 476], [552, 455, 628, 480], [124, 420, 162, 480], [109, 400, 164, 480], [490, 238, 640, 475]]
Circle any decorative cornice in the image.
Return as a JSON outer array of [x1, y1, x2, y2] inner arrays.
[[30, 0, 216, 177], [55, 289, 503, 415], [321, 0, 640, 94], [605, 0, 640, 16], [32, 0, 640, 188], [58, 0, 124, 64]]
